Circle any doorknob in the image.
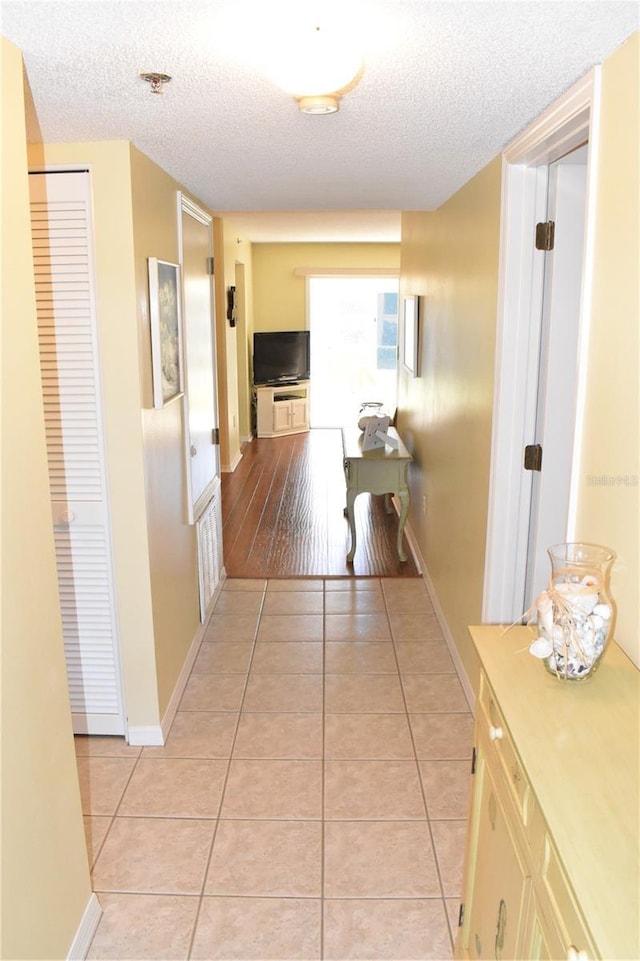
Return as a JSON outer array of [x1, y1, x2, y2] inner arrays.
[[190, 444, 197, 457]]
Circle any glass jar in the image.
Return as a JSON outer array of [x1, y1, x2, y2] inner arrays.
[[358, 401, 386, 430], [536, 542, 616, 681]]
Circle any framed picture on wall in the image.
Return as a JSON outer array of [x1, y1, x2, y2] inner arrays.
[[402, 295, 419, 377], [148, 258, 184, 408]]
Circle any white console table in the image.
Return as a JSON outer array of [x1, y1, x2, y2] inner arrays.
[[341, 427, 412, 563], [255, 381, 310, 438]]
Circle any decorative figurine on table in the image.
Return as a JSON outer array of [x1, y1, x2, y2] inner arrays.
[[357, 403, 399, 452]]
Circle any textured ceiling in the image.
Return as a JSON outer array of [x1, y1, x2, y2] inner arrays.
[[2, 1, 638, 241]]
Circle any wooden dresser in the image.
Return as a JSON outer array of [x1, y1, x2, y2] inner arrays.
[[456, 625, 639, 960]]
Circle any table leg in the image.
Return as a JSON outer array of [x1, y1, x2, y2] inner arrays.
[[396, 489, 410, 562], [346, 488, 357, 563]]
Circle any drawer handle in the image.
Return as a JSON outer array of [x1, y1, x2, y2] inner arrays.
[[489, 724, 504, 741], [567, 948, 589, 961], [495, 898, 507, 959]]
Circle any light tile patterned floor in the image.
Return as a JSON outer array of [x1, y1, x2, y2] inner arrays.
[[80, 577, 474, 961]]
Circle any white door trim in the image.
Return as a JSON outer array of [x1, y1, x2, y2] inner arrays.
[[483, 68, 602, 622], [177, 191, 220, 523]]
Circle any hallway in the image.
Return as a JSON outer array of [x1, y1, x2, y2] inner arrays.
[[221, 430, 421, 578], [80, 576, 472, 960]]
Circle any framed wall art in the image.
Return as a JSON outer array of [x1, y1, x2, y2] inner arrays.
[[402, 294, 419, 377], [148, 257, 184, 408]]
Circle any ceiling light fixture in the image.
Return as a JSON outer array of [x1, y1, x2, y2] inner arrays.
[[140, 72, 172, 94], [265, 22, 362, 115]]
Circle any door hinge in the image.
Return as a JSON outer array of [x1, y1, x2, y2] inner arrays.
[[458, 903, 465, 927], [535, 220, 555, 251], [207, 256, 214, 275], [211, 427, 219, 445], [524, 443, 543, 472], [471, 746, 477, 775]]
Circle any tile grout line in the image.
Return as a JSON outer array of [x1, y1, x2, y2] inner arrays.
[[84, 754, 140, 889], [187, 581, 267, 960], [382, 580, 456, 955], [84, 578, 464, 960]]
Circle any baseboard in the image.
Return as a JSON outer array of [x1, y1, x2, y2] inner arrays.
[[127, 724, 164, 746], [240, 433, 254, 444], [403, 518, 476, 713], [67, 892, 102, 960], [421, 564, 476, 713], [159, 573, 226, 742], [229, 448, 243, 472], [222, 448, 244, 473]]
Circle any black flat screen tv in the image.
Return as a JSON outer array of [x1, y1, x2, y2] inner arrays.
[[253, 330, 311, 386]]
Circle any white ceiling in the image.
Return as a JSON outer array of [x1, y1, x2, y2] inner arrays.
[[221, 209, 402, 242], [2, 1, 638, 241]]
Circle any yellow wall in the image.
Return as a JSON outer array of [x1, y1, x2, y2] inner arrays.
[[229, 241, 254, 442], [212, 219, 232, 469], [398, 34, 640, 679], [34, 140, 162, 727], [129, 145, 202, 713], [213, 219, 241, 470], [252, 243, 400, 332], [210, 221, 254, 465], [573, 33, 639, 663], [1, 38, 92, 958], [29, 141, 230, 721], [398, 160, 502, 686]]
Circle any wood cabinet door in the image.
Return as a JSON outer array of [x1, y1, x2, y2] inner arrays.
[[465, 748, 531, 960], [272, 401, 292, 433], [290, 397, 308, 430]]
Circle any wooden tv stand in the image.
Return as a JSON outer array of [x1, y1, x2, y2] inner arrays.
[[255, 381, 310, 438]]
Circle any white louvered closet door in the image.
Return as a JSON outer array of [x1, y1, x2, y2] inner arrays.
[[29, 170, 125, 736]]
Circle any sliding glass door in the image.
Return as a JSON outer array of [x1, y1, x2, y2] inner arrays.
[[308, 276, 399, 428]]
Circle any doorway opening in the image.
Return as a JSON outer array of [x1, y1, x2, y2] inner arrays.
[[307, 275, 399, 428], [483, 69, 598, 624], [523, 145, 588, 607]]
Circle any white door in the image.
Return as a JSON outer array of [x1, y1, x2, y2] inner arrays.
[[523, 147, 588, 606], [178, 195, 220, 522], [29, 170, 125, 735]]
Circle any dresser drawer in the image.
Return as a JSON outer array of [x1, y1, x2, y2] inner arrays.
[[478, 674, 539, 840], [539, 835, 597, 960]]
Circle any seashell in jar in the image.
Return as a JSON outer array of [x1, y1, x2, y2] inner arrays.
[[555, 581, 599, 614], [593, 603, 611, 619], [574, 593, 599, 614], [581, 574, 599, 587], [579, 625, 596, 654], [529, 637, 553, 659], [535, 591, 553, 632]]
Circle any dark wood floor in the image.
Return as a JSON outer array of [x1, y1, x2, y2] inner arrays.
[[220, 429, 421, 578]]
